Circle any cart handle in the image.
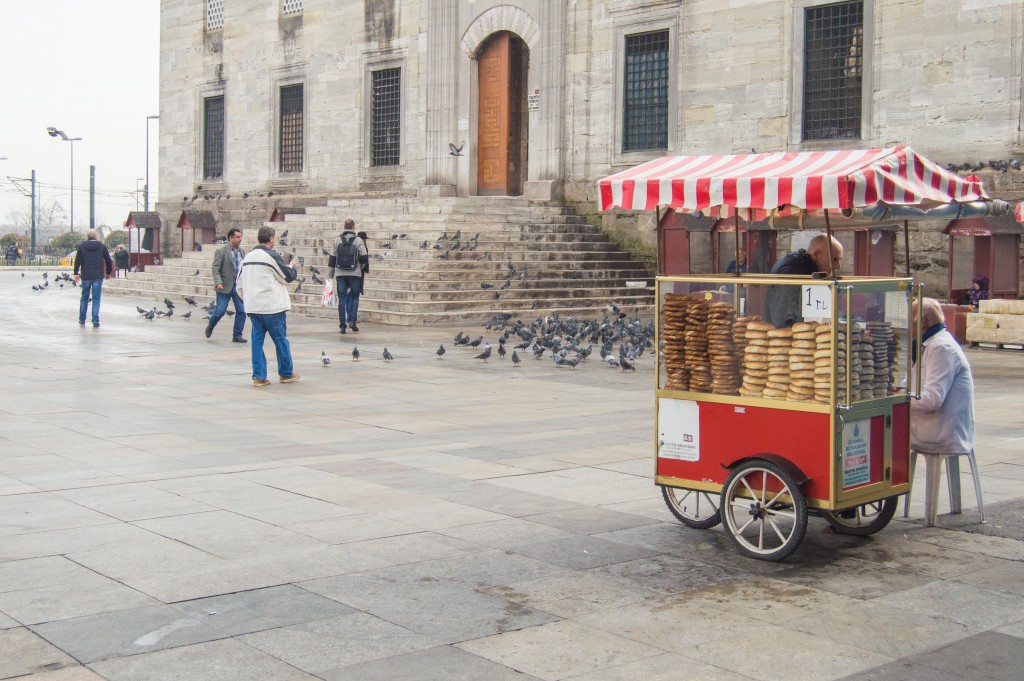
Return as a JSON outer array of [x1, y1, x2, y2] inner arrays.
[[914, 283, 924, 400]]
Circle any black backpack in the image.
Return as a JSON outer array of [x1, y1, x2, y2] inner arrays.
[[336, 234, 359, 270]]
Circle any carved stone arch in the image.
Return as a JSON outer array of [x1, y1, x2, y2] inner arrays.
[[460, 5, 540, 57]]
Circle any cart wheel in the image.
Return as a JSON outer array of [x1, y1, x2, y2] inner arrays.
[[662, 486, 721, 529], [721, 459, 807, 562], [822, 497, 898, 536]]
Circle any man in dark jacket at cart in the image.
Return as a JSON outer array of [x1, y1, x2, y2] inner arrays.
[[764, 234, 843, 328], [73, 229, 114, 327]]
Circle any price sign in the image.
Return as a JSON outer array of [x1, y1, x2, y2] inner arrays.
[[802, 285, 831, 319]]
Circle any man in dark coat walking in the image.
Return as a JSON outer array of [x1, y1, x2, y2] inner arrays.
[[73, 230, 113, 327]]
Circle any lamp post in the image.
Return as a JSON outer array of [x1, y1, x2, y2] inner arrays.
[[145, 115, 159, 211], [135, 178, 145, 211], [46, 127, 82, 231]]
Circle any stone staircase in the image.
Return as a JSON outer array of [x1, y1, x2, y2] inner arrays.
[[104, 196, 655, 325]]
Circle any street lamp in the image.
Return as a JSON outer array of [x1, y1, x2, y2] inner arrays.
[[135, 178, 145, 211], [145, 115, 159, 211], [46, 127, 82, 231]]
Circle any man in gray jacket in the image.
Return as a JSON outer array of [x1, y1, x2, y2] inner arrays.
[[206, 228, 247, 342], [327, 219, 368, 333]]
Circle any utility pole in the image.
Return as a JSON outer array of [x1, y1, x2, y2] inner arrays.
[[89, 166, 95, 230], [31, 170, 37, 253]]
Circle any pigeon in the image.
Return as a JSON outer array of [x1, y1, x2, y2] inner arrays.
[[309, 266, 320, 276], [321, 351, 331, 367], [452, 229, 461, 241], [481, 283, 493, 289], [492, 292, 500, 300], [352, 346, 360, 361], [436, 344, 446, 359], [183, 311, 192, 320], [280, 230, 289, 239], [453, 331, 465, 344], [439, 250, 450, 260], [507, 260, 516, 274], [225, 310, 234, 317], [164, 298, 175, 310], [193, 270, 200, 276], [475, 345, 492, 362], [605, 355, 620, 368], [1011, 159, 1022, 171], [972, 161, 985, 172], [497, 344, 507, 359], [511, 351, 521, 366], [322, 247, 333, 256], [500, 280, 511, 290], [607, 302, 622, 316], [136, 306, 148, 315], [620, 357, 636, 372], [390, 234, 398, 241], [419, 240, 428, 249], [514, 340, 530, 350], [382, 347, 394, 362], [530, 300, 539, 309], [294, 278, 305, 293], [184, 296, 198, 306], [532, 344, 545, 359], [449, 142, 464, 156], [468, 336, 483, 349]]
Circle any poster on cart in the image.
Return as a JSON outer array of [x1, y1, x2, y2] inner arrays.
[[658, 399, 700, 461], [841, 418, 871, 487]]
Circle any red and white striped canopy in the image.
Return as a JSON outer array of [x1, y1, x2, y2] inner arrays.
[[598, 146, 988, 214]]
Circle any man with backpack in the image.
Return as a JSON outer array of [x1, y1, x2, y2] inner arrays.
[[327, 219, 368, 333], [5, 241, 21, 266]]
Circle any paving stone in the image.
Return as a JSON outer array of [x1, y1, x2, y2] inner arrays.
[[512, 535, 660, 570], [482, 571, 659, 619], [773, 556, 937, 600], [288, 512, 420, 544], [455, 620, 665, 681], [590, 554, 744, 595], [134, 510, 322, 559], [566, 652, 755, 681], [524, 507, 660, 535], [0, 569, 158, 625], [87, 638, 318, 680], [836, 660, 965, 681], [902, 631, 1024, 681], [0, 627, 77, 679], [239, 611, 436, 675], [29, 605, 225, 664], [0, 493, 115, 536], [11, 666, 108, 680], [172, 585, 354, 636], [320, 644, 543, 681], [881, 580, 1024, 630]]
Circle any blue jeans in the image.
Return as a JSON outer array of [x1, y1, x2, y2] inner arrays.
[[249, 312, 294, 380], [209, 286, 246, 338], [79, 279, 103, 324], [337, 276, 362, 327]]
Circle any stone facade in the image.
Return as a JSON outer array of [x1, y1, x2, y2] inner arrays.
[[157, 0, 1024, 292]]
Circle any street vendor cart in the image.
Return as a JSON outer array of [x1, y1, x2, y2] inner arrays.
[[598, 147, 1010, 561]]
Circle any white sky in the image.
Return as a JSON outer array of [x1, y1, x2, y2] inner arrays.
[[0, 1, 160, 233]]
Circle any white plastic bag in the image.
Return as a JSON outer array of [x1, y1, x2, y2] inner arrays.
[[320, 279, 335, 307]]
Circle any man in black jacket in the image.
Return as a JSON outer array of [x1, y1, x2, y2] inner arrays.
[[764, 234, 843, 328], [73, 230, 113, 327]]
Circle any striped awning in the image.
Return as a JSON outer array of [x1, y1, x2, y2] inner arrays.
[[598, 146, 988, 214]]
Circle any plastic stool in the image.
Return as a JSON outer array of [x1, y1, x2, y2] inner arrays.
[[903, 449, 986, 526]]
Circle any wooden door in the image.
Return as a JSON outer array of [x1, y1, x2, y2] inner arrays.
[[477, 32, 526, 195]]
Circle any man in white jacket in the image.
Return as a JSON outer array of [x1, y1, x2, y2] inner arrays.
[[910, 297, 975, 454], [236, 226, 301, 387]]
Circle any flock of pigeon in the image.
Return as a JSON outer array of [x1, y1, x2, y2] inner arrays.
[[947, 159, 1022, 173], [24, 271, 75, 291], [317, 306, 651, 372]]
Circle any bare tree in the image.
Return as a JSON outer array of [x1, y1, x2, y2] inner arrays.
[[4, 201, 69, 250]]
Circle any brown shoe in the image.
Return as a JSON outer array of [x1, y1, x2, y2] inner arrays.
[[280, 373, 301, 383], [252, 378, 271, 387]]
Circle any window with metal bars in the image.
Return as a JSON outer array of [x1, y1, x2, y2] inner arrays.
[[282, 0, 302, 15], [203, 96, 225, 180], [803, 1, 863, 140], [206, 0, 224, 31], [622, 30, 669, 153], [371, 68, 401, 167], [279, 84, 303, 173]]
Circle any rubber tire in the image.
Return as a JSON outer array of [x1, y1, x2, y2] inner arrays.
[[662, 486, 722, 529], [721, 459, 808, 562], [822, 497, 899, 536]]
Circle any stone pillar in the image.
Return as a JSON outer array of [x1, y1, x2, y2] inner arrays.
[[422, 0, 459, 197], [525, 0, 565, 202]]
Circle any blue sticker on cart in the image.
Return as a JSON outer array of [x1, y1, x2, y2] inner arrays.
[[841, 419, 871, 487]]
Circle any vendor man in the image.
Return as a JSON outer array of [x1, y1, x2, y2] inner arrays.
[[764, 233, 843, 327], [910, 297, 975, 455]]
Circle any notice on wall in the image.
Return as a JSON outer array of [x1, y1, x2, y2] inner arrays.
[[841, 418, 871, 488], [658, 398, 700, 461], [528, 89, 540, 112], [802, 285, 832, 321]]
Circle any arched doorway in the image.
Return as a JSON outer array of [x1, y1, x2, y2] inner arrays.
[[477, 31, 528, 196]]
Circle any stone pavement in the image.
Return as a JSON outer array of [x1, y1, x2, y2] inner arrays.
[[1, 269, 1023, 681]]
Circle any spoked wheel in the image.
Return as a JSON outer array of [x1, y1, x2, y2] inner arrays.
[[662, 486, 721, 529], [822, 497, 898, 536], [721, 459, 807, 562]]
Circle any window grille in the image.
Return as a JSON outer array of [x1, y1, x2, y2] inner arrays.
[[623, 30, 669, 152], [279, 84, 304, 173], [371, 68, 401, 167], [203, 96, 225, 180], [803, 1, 863, 140], [282, 0, 302, 15], [206, 0, 224, 31]]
